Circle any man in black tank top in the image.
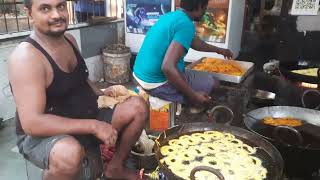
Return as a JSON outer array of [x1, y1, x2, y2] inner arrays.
[[8, 0, 148, 179]]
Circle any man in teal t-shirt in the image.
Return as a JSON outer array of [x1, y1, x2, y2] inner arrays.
[[133, 0, 233, 106]]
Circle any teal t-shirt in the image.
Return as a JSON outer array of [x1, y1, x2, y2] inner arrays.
[[133, 9, 195, 83]]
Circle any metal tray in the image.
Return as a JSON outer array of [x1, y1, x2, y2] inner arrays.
[[185, 57, 255, 83]]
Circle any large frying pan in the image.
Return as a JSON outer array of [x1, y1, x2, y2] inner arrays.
[[244, 106, 320, 149], [244, 106, 320, 177], [279, 60, 320, 84], [154, 123, 284, 180]]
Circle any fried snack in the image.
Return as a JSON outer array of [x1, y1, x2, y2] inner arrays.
[[168, 139, 188, 148], [179, 135, 198, 146], [97, 85, 131, 109], [178, 152, 195, 161], [193, 58, 245, 76], [163, 155, 183, 167], [291, 68, 319, 77], [104, 85, 129, 97], [160, 131, 267, 180], [263, 117, 303, 127], [160, 145, 180, 156], [191, 133, 212, 143], [204, 130, 224, 139]]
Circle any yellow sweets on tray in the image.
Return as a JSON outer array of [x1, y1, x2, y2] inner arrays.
[[193, 58, 245, 76]]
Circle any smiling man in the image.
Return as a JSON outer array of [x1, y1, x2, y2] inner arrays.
[[8, 0, 148, 179]]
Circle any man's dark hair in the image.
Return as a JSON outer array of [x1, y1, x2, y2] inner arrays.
[[24, 0, 32, 9], [180, 0, 209, 11]]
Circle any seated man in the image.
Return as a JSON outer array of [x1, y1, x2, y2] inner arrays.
[[133, 0, 233, 106], [8, 0, 147, 179]]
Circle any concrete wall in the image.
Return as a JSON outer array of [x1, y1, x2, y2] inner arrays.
[[0, 42, 17, 120], [297, 14, 320, 32], [0, 20, 124, 120]]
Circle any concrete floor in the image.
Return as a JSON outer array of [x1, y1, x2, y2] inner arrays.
[[0, 118, 27, 180]]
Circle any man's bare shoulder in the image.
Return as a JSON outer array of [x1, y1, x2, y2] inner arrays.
[[64, 32, 79, 49], [8, 42, 46, 78], [10, 42, 42, 63]]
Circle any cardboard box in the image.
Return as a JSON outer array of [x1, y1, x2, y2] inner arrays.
[[149, 103, 176, 132]]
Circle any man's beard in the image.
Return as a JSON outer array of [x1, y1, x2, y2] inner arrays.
[[46, 17, 67, 37], [45, 29, 67, 37]]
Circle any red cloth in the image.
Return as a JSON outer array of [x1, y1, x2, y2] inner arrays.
[[100, 145, 115, 170]]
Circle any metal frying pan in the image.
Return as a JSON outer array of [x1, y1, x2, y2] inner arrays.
[[279, 60, 320, 84], [244, 106, 320, 149], [243, 106, 320, 177], [154, 123, 284, 180]]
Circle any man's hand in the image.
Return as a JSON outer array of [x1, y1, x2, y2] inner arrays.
[[191, 37, 233, 59], [93, 121, 118, 148], [191, 91, 210, 106], [218, 48, 233, 59]]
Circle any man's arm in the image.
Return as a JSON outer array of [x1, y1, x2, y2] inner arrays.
[[8, 45, 99, 137], [191, 36, 233, 59], [162, 41, 208, 105], [87, 79, 105, 96]]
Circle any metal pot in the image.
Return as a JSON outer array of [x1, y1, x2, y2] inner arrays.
[[301, 89, 320, 110], [131, 135, 158, 170], [243, 106, 320, 178], [154, 122, 284, 180], [279, 60, 320, 84], [250, 89, 276, 106]]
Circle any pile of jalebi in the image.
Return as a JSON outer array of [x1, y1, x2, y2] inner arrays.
[[263, 117, 303, 127], [159, 131, 267, 180], [193, 58, 245, 76]]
